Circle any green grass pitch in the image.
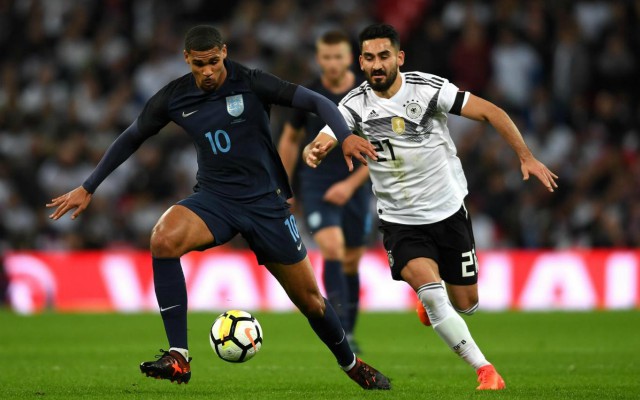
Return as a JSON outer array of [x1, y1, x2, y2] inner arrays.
[[0, 310, 638, 399]]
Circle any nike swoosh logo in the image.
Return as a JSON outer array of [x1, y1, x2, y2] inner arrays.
[[244, 328, 257, 350], [297, 243, 302, 251], [182, 110, 198, 117], [160, 304, 180, 312]]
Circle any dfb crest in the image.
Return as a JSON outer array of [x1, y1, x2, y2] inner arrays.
[[226, 94, 244, 117]]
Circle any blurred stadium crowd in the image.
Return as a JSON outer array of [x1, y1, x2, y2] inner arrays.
[[0, 0, 638, 252]]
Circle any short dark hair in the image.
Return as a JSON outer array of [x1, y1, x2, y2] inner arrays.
[[358, 23, 400, 51], [318, 30, 351, 46], [184, 25, 224, 52]]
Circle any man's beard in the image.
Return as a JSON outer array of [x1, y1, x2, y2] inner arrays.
[[366, 68, 398, 92]]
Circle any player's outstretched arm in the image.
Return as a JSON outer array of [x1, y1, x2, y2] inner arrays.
[[46, 119, 156, 220], [292, 86, 377, 171], [460, 94, 558, 192], [46, 186, 92, 220]]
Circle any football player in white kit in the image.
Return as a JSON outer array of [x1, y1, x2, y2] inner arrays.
[[303, 24, 558, 391]]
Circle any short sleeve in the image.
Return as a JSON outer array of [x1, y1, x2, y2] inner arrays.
[[436, 80, 460, 114], [137, 85, 171, 136], [249, 69, 298, 106]]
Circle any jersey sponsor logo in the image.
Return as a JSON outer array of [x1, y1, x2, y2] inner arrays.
[[226, 94, 244, 117], [367, 109, 379, 119], [391, 117, 405, 134], [182, 110, 198, 118]]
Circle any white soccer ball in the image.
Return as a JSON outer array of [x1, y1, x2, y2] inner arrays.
[[209, 310, 263, 363]]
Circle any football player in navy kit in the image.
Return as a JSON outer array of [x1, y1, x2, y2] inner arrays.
[[278, 31, 371, 352], [47, 25, 389, 390]]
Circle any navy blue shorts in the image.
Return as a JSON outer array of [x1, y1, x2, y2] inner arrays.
[[300, 184, 372, 248], [177, 190, 306, 265]]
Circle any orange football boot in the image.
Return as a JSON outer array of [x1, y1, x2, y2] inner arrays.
[[476, 364, 506, 390], [416, 299, 432, 326]]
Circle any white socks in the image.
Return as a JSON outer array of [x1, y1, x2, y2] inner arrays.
[[170, 347, 189, 361], [417, 283, 489, 370]]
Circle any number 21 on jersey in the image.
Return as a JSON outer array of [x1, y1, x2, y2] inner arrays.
[[371, 139, 396, 162]]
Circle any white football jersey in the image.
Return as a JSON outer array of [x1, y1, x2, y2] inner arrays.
[[322, 71, 469, 225]]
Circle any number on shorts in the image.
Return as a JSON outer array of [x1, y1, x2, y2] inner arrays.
[[284, 215, 300, 242], [461, 249, 478, 278]]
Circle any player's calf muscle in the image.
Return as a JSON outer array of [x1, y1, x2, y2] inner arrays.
[[296, 292, 326, 318]]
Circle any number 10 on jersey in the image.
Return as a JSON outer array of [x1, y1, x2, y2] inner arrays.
[[205, 130, 231, 155]]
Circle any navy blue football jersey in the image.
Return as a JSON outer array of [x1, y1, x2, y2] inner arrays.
[[137, 59, 296, 201], [288, 76, 363, 187]]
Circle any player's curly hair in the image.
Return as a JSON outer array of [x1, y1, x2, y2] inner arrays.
[[358, 23, 400, 51], [184, 25, 224, 52]]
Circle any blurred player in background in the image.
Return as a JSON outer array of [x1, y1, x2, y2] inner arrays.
[[305, 23, 558, 390], [278, 30, 370, 352], [47, 25, 390, 390]]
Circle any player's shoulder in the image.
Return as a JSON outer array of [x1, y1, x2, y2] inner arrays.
[[230, 59, 281, 86], [160, 73, 193, 95], [339, 80, 371, 107], [403, 71, 449, 89], [147, 73, 194, 109]]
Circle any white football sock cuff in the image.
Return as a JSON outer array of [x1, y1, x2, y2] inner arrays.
[[170, 347, 189, 361], [455, 303, 479, 315], [341, 354, 357, 371]]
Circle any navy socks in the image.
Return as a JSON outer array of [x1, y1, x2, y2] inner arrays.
[[323, 259, 348, 328], [152, 257, 188, 350], [345, 273, 360, 335], [307, 298, 355, 367]]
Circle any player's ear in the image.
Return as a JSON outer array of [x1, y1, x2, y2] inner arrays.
[[221, 44, 228, 59], [397, 50, 405, 67], [358, 54, 364, 71], [183, 50, 190, 64]]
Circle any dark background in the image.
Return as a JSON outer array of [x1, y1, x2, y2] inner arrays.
[[0, 0, 638, 252]]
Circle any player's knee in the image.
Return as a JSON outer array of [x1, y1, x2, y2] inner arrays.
[[297, 292, 326, 319], [315, 230, 345, 260], [150, 226, 184, 258], [319, 243, 344, 261], [342, 249, 363, 274], [452, 295, 479, 316]]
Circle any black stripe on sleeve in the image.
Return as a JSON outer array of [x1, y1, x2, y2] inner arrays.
[[449, 91, 467, 115]]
